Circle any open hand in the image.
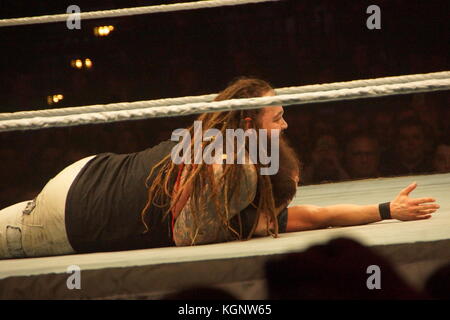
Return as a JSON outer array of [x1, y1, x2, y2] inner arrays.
[[390, 182, 440, 221]]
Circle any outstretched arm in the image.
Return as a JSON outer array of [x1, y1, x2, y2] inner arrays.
[[286, 182, 440, 232]]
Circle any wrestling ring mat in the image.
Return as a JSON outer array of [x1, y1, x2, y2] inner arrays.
[[0, 0, 449, 300], [1, 173, 449, 299]]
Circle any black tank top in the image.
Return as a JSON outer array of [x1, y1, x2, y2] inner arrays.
[[65, 140, 288, 253]]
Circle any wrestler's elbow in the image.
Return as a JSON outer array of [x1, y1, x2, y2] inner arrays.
[[286, 205, 329, 232]]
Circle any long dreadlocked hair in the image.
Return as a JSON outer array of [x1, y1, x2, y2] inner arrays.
[[140, 77, 280, 243]]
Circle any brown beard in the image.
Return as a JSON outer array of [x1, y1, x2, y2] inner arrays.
[[269, 135, 301, 208]]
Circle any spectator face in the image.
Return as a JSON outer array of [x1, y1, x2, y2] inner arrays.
[[312, 135, 340, 174], [433, 144, 450, 173], [345, 137, 379, 178], [397, 125, 426, 164]]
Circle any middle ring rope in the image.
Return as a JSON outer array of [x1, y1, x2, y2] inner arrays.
[[1, 71, 449, 122], [0, 76, 449, 132]]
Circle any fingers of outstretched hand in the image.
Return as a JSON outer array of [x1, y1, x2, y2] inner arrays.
[[415, 214, 432, 220], [416, 209, 438, 215], [406, 207, 438, 221], [391, 201, 438, 220], [410, 204, 440, 211], [410, 197, 436, 205]]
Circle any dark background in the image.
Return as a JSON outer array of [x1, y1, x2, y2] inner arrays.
[[0, 0, 449, 207]]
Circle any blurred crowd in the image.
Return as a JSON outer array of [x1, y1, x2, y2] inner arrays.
[[287, 91, 450, 185]]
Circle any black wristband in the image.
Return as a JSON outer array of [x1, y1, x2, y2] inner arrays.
[[379, 202, 392, 220]]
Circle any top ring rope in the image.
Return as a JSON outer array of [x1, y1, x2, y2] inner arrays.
[[0, 76, 449, 132], [0, 0, 278, 27], [1, 71, 449, 121]]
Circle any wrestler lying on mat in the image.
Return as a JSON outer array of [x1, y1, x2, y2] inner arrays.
[[0, 78, 440, 259]]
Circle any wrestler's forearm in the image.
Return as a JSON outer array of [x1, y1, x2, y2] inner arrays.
[[286, 204, 382, 232], [319, 204, 382, 227]]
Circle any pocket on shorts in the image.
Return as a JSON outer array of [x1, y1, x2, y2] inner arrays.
[[6, 226, 27, 258]]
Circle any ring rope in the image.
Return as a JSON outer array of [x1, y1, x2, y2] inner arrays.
[[1, 78, 449, 132], [0, 0, 278, 27], [1, 71, 449, 121]]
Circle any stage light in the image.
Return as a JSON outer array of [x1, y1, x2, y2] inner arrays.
[[70, 59, 83, 69], [71, 58, 93, 69], [94, 25, 115, 36], [47, 94, 64, 105], [84, 58, 92, 68]]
